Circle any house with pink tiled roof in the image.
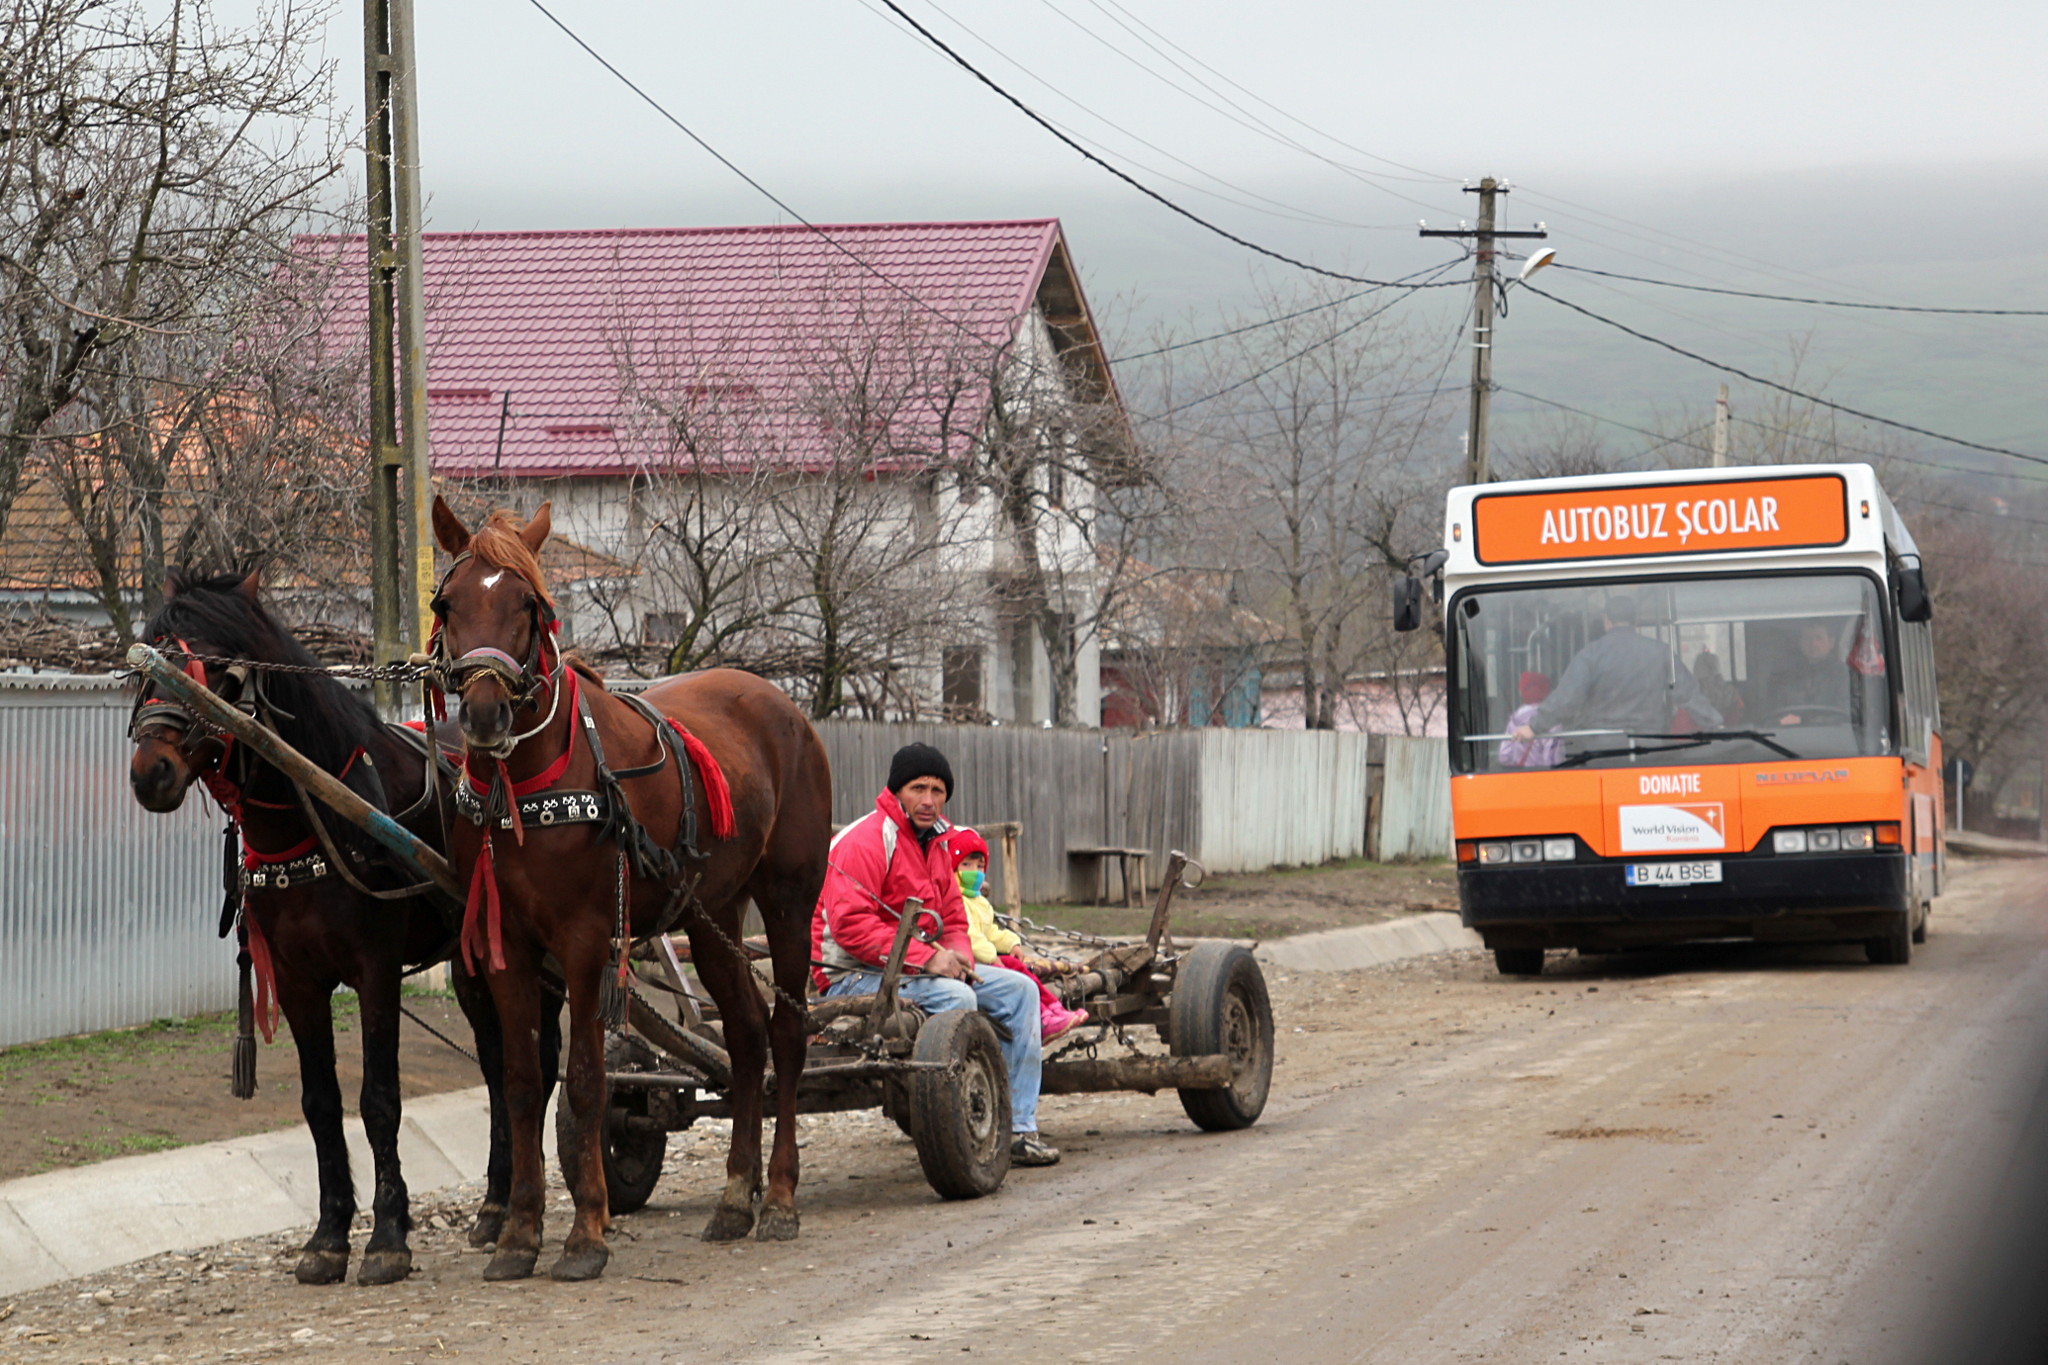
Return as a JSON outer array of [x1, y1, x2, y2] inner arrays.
[[307, 218, 1127, 723]]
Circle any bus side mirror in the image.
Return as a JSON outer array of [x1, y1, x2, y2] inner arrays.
[[1393, 577, 1423, 632], [1896, 560, 1932, 623]]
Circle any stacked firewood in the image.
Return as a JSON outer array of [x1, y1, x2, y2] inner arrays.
[[0, 609, 375, 674]]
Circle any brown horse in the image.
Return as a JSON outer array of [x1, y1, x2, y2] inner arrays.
[[126, 570, 560, 1285], [428, 497, 831, 1281]]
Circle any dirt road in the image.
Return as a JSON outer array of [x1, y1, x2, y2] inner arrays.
[[8, 858, 2045, 1364]]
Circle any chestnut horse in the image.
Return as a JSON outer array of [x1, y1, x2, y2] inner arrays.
[[127, 570, 559, 1285], [428, 498, 830, 1281]]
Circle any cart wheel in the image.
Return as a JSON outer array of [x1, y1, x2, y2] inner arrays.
[[906, 1010, 1011, 1199], [1169, 942, 1274, 1131], [558, 1036, 668, 1215], [880, 1075, 916, 1139], [600, 1085, 668, 1214]]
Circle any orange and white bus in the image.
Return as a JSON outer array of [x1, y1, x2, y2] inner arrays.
[[1396, 463, 1943, 976]]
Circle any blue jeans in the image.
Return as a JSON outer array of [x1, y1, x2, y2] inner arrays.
[[825, 963, 1042, 1132]]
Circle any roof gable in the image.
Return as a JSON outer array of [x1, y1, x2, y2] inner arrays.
[[303, 219, 1098, 478]]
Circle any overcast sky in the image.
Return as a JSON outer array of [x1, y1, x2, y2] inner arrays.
[[281, 0, 2048, 459]]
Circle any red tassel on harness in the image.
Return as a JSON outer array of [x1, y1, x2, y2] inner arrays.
[[463, 833, 507, 974], [667, 720, 735, 840], [499, 758, 527, 846], [244, 914, 280, 1044]]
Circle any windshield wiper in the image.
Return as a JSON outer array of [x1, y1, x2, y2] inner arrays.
[[1552, 728, 1799, 769]]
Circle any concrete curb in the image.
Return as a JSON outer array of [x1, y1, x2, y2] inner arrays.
[[1253, 910, 1482, 973], [0, 1085, 557, 1298], [0, 914, 1481, 1297]]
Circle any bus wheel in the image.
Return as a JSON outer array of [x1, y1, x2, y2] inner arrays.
[[1866, 913, 1913, 966], [1493, 947, 1545, 977], [1912, 900, 1929, 945]]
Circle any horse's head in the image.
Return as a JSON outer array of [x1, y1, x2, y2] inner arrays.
[[128, 572, 259, 812], [429, 497, 558, 758]]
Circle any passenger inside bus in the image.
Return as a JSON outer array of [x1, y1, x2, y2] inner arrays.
[[1763, 619, 1851, 725], [1691, 650, 1746, 724], [1508, 594, 1722, 744]]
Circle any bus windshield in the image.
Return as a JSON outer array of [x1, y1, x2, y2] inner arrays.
[[1451, 572, 1892, 772]]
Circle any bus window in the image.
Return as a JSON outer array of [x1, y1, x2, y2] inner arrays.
[[1453, 573, 1893, 772]]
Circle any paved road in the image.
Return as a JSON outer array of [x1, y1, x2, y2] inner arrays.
[[10, 858, 2045, 1364]]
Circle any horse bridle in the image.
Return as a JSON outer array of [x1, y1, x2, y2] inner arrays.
[[427, 552, 564, 757], [128, 638, 254, 775]]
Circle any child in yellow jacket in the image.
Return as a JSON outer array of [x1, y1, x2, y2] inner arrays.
[[951, 828, 1088, 1043]]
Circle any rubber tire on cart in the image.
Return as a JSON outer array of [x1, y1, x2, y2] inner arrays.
[[555, 1035, 667, 1215], [1494, 947, 1545, 977], [1866, 910, 1913, 966], [905, 1010, 1011, 1199], [880, 1074, 916, 1139], [1169, 941, 1275, 1132]]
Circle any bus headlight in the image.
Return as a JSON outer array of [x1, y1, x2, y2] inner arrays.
[[1477, 841, 1512, 864], [1542, 838, 1577, 861], [1772, 825, 1884, 854]]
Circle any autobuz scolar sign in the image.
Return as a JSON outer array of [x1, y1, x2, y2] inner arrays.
[[1471, 474, 1848, 565]]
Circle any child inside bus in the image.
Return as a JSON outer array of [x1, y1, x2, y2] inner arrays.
[[951, 829, 1089, 1044], [1499, 672, 1565, 767]]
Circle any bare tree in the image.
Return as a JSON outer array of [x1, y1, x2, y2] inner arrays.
[[0, 0, 346, 631], [1151, 276, 1455, 729]]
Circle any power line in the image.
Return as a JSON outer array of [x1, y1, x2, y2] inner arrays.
[[1085, 0, 1453, 188], [868, 0, 1468, 293], [1140, 260, 1465, 419], [859, 0, 1411, 232], [1115, 255, 1469, 363], [1554, 264, 2048, 317], [1030, 0, 1458, 217], [1520, 281, 2048, 469], [522, 0, 1003, 355], [1491, 386, 1713, 457]]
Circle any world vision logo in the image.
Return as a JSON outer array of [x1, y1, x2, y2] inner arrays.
[[1755, 769, 1852, 785], [1618, 802, 1727, 853]]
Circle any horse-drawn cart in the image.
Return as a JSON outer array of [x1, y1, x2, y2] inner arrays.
[[129, 641, 1276, 1217], [600, 850, 1274, 1207]]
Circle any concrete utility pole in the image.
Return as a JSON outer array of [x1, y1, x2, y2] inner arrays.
[[363, 0, 433, 717], [1712, 383, 1731, 467], [1421, 178, 1547, 485]]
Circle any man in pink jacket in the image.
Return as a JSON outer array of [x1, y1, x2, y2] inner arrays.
[[812, 743, 1057, 1166]]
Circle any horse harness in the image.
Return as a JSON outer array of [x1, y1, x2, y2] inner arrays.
[[450, 661, 713, 938]]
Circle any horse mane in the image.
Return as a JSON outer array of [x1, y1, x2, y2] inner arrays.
[[466, 511, 556, 609], [144, 570, 386, 775]]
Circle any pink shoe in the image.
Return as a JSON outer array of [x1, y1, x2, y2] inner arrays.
[[1041, 1002, 1089, 1043]]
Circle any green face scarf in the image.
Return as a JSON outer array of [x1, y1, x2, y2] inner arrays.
[[957, 868, 985, 899]]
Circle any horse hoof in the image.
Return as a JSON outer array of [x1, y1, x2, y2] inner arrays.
[[468, 1206, 505, 1249], [547, 1244, 611, 1282], [294, 1249, 349, 1285], [700, 1205, 755, 1243], [755, 1207, 800, 1242], [357, 1249, 413, 1286], [482, 1248, 539, 1281]]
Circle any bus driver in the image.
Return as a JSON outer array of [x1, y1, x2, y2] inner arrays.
[[1509, 594, 1722, 745]]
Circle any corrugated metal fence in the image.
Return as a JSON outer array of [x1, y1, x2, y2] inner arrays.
[[1377, 735, 1454, 860], [1, 676, 228, 1048], [1, 678, 1379, 1046], [816, 723, 1367, 901]]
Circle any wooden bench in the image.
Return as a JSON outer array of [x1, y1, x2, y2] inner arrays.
[[1066, 845, 1151, 908]]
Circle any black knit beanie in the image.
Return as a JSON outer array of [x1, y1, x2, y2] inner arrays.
[[887, 742, 954, 800]]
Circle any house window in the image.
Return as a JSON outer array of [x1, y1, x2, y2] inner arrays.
[[643, 612, 688, 644], [943, 646, 983, 714]]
